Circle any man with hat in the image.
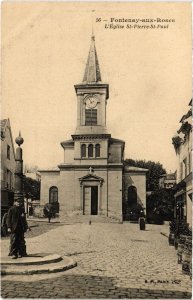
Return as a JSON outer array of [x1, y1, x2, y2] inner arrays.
[[6, 199, 29, 259]]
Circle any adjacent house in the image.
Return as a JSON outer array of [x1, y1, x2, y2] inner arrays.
[[1, 119, 16, 206], [172, 99, 192, 228], [159, 172, 176, 189]]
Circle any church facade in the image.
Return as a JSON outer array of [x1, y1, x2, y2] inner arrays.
[[39, 36, 148, 221]]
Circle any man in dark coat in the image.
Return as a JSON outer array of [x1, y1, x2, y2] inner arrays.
[[6, 199, 29, 259], [43, 203, 54, 223]]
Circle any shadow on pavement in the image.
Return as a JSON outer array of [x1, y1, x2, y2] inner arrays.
[[1, 274, 191, 299]]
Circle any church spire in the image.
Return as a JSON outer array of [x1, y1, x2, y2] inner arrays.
[[82, 35, 102, 84]]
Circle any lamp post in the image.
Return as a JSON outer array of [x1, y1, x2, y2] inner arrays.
[[14, 132, 24, 205], [14, 132, 27, 256]]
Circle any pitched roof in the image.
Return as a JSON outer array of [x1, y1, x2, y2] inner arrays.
[[79, 173, 104, 182], [109, 137, 125, 144], [1, 119, 8, 138], [1, 118, 16, 159], [82, 35, 102, 84], [61, 139, 74, 148]]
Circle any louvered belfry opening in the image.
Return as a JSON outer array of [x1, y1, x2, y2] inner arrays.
[[85, 109, 97, 126]]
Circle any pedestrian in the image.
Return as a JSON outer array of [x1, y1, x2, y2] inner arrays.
[[44, 203, 53, 223], [6, 199, 29, 259]]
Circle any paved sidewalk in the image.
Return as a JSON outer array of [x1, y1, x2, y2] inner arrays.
[[1, 222, 192, 298]]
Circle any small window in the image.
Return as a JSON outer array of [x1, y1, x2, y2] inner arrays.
[[7, 145, 10, 160], [88, 144, 93, 158], [95, 144, 100, 157], [6, 169, 11, 189], [81, 144, 86, 158], [189, 152, 192, 173], [49, 186, 58, 204], [183, 158, 187, 177], [180, 162, 183, 181]]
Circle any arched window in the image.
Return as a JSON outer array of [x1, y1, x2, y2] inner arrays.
[[95, 144, 100, 157], [88, 144, 93, 158], [127, 186, 137, 208], [81, 144, 86, 158], [49, 186, 58, 204]]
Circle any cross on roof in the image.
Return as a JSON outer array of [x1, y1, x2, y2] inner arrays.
[[89, 166, 94, 174]]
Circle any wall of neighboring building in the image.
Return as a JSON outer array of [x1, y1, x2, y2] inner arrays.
[[186, 178, 192, 227], [176, 131, 192, 183], [173, 102, 192, 229]]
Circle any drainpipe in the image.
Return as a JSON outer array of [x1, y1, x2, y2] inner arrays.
[[107, 166, 108, 217]]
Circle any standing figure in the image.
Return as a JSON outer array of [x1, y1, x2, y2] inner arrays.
[[139, 210, 146, 230], [6, 199, 28, 259], [44, 203, 53, 223]]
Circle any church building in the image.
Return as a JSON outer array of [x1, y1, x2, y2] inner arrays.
[[39, 35, 148, 222]]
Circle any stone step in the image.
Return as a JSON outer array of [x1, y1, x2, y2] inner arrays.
[[61, 215, 119, 224], [1, 255, 77, 275], [1, 253, 62, 266], [27, 215, 120, 224]]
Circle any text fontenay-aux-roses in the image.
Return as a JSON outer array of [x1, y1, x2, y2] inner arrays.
[[99, 18, 175, 30]]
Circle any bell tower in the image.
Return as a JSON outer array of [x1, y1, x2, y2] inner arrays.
[[74, 35, 109, 135]]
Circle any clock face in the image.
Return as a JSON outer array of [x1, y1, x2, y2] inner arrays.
[[86, 96, 98, 109]]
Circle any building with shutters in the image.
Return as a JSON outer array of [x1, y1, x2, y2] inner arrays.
[[159, 172, 176, 189], [1, 119, 16, 206], [39, 35, 148, 221], [172, 99, 192, 229]]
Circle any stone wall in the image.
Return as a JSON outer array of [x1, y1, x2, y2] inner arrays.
[[107, 168, 122, 221]]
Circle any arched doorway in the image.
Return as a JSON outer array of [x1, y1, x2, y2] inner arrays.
[[123, 185, 142, 221], [128, 186, 137, 207]]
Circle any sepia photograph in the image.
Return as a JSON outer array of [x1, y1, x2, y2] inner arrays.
[[1, 2, 192, 299]]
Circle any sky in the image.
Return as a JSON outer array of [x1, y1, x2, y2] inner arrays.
[[2, 2, 192, 172]]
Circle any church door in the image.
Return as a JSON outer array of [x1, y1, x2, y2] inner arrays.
[[91, 186, 98, 215], [83, 187, 91, 214]]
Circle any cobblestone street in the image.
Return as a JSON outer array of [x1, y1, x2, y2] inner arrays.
[[1, 222, 192, 298]]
